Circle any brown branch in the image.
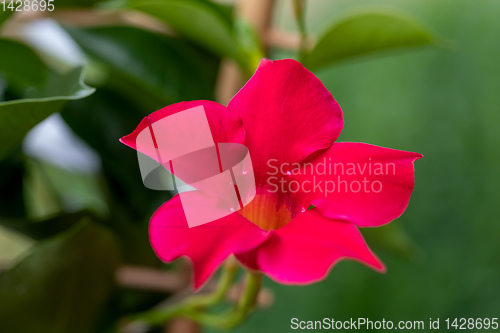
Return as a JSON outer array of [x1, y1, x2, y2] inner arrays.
[[116, 265, 188, 293], [116, 264, 274, 308], [215, 0, 277, 105], [266, 28, 314, 51], [236, 0, 276, 41], [165, 318, 201, 333]]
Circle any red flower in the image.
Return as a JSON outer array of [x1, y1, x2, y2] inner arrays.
[[121, 59, 421, 289]]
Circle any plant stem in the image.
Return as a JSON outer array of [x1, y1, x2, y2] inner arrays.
[[181, 270, 263, 329], [129, 259, 238, 325], [223, 270, 263, 328], [128, 268, 263, 330]]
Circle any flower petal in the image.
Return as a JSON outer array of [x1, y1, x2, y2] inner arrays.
[[228, 59, 343, 183], [120, 100, 245, 152], [236, 208, 384, 284], [291, 142, 422, 227], [150, 195, 269, 289]]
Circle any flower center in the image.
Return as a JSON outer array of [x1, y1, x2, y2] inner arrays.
[[238, 192, 293, 231]]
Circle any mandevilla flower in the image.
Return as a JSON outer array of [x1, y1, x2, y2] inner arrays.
[[121, 59, 421, 289]]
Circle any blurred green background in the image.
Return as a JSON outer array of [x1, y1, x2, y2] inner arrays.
[[244, 0, 500, 331], [0, 0, 499, 332]]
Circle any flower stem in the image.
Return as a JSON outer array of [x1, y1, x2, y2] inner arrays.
[[129, 258, 238, 325], [224, 270, 263, 328], [181, 270, 263, 329], [128, 267, 263, 330]]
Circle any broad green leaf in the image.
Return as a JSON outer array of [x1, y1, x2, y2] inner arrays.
[[0, 220, 121, 333], [0, 39, 47, 92], [198, 0, 234, 27], [23, 159, 107, 218], [0, 66, 94, 159], [305, 8, 438, 71], [23, 158, 65, 219], [129, 0, 242, 62], [0, 210, 93, 241], [0, 39, 95, 159], [64, 25, 218, 110]]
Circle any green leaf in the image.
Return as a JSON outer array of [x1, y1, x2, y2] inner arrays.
[[0, 220, 121, 333], [0, 39, 47, 92], [305, 8, 438, 71], [64, 25, 218, 110], [0, 39, 95, 159], [129, 0, 242, 62], [22, 158, 107, 218], [0, 210, 93, 241], [197, 0, 234, 27]]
